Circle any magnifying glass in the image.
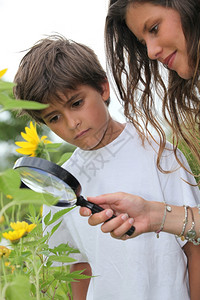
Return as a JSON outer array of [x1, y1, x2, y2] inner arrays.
[[14, 156, 135, 236]]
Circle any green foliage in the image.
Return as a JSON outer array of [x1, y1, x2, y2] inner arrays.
[[0, 76, 87, 299], [0, 171, 90, 299], [167, 130, 200, 184], [0, 78, 50, 172], [0, 80, 48, 112]]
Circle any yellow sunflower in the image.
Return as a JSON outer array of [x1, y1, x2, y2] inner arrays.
[[0, 68, 8, 79], [15, 121, 51, 157], [0, 245, 11, 258], [2, 229, 26, 244], [10, 221, 36, 233]]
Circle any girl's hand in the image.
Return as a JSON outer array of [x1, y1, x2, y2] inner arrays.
[[79, 192, 152, 240]]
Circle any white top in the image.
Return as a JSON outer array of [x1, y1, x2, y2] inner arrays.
[[43, 123, 200, 300]]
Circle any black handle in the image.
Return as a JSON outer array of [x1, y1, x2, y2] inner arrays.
[[77, 196, 135, 236]]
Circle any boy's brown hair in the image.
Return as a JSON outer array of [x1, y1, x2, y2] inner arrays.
[[14, 34, 110, 123]]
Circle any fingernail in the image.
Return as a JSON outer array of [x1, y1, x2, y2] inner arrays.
[[106, 209, 113, 218], [82, 209, 90, 216], [121, 213, 129, 221], [128, 218, 134, 224]]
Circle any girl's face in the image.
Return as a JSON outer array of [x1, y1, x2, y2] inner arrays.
[[125, 2, 194, 79]]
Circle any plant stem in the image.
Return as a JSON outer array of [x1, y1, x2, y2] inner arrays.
[[0, 193, 9, 225], [0, 201, 17, 219]]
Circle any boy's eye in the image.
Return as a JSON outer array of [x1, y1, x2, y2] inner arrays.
[[49, 115, 59, 123], [72, 99, 83, 107]]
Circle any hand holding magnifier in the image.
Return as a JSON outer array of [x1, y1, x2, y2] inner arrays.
[[14, 157, 135, 236]]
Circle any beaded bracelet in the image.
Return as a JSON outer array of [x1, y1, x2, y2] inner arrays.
[[185, 206, 196, 240], [178, 205, 200, 245], [156, 204, 172, 238], [178, 205, 188, 241], [184, 206, 200, 245]]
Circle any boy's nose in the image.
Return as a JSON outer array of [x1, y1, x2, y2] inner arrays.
[[64, 113, 81, 130]]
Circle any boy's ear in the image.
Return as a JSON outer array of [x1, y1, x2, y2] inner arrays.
[[101, 79, 110, 102]]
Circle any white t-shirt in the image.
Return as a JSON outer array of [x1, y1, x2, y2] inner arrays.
[[43, 123, 200, 300]]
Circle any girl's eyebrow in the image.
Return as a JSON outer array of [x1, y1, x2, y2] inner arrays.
[[143, 18, 152, 34]]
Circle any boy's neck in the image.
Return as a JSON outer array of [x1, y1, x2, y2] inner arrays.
[[89, 120, 125, 151]]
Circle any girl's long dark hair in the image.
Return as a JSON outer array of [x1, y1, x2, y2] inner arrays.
[[105, 0, 200, 182]]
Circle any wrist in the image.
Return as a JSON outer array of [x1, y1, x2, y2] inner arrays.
[[149, 202, 166, 233]]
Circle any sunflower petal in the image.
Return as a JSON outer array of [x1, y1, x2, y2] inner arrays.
[[0, 68, 8, 79], [15, 148, 35, 155], [15, 142, 37, 150]]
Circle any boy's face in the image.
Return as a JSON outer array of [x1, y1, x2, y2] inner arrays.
[[41, 82, 123, 150]]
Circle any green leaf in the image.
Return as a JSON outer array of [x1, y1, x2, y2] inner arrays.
[[12, 188, 59, 206], [46, 260, 53, 268], [38, 250, 51, 256], [50, 220, 62, 236], [22, 234, 49, 247], [44, 210, 51, 225], [0, 97, 49, 110], [21, 251, 32, 258], [5, 275, 33, 300], [47, 207, 74, 225], [48, 255, 76, 263], [56, 152, 73, 166], [28, 203, 37, 219], [45, 143, 62, 152], [53, 270, 92, 282], [49, 243, 80, 255], [0, 80, 15, 91], [0, 169, 21, 194]]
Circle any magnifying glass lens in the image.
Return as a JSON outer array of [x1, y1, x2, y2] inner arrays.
[[17, 167, 77, 207], [14, 157, 135, 236]]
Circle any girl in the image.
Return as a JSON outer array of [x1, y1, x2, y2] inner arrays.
[[80, 0, 200, 245]]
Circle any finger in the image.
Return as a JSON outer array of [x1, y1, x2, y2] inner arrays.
[[110, 218, 135, 239], [79, 207, 92, 217], [88, 209, 114, 226], [87, 192, 124, 206], [100, 213, 131, 234]]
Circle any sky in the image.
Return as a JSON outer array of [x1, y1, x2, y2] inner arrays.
[[0, 0, 125, 131]]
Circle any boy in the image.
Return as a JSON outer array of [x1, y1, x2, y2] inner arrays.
[[14, 35, 200, 300]]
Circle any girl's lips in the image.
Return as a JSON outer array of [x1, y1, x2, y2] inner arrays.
[[163, 51, 177, 69]]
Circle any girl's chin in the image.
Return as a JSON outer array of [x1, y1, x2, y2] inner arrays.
[[177, 67, 194, 80]]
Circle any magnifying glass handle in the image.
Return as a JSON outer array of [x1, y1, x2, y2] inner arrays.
[[77, 196, 135, 236]]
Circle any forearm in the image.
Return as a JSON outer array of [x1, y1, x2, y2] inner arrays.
[[82, 193, 200, 241], [183, 243, 200, 300], [70, 263, 92, 300], [150, 203, 200, 238]]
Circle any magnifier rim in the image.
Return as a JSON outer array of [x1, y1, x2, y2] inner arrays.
[[14, 156, 81, 196]]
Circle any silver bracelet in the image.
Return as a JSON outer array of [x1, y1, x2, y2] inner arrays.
[[156, 204, 172, 238], [193, 205, 200, 245], [185, 206, 197, 242], [178, 205, 188, 241]]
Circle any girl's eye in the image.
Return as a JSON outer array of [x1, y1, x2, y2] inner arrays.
[[72, 99, 83, 108], [149, 24, 159, 34]]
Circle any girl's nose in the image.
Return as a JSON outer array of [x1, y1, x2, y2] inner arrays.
[[146, 39, 162, 60]]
